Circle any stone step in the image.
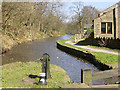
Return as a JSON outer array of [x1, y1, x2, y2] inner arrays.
[[59, 83, 90, 88], [92, 84, 119, 88], [93, 69, 120, 80]]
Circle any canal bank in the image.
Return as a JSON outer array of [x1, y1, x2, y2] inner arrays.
[[1, 33, 63, 55], [57, 39, 120, 87], [1, 62, 71, 88], [57, 41, 112, 71], [57, 35, 119, 70], [2, 35, 97, 83], [1, 35, 119, 88], [2, 62, 119, 88]]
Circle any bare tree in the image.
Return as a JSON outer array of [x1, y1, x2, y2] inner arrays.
[[69, 2, 84, 34], [2, 2, 66, 38], [82, 5, 100, 24], [66, 2, 100, 34]]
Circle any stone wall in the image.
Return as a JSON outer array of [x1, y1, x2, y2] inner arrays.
[[83, 32, 120, 49], [94, 38, 120, 49], [57, 42, 112, 71]]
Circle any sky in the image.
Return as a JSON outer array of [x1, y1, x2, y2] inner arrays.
[[83, 2, 118, 11], [61, 1, 119, 22]]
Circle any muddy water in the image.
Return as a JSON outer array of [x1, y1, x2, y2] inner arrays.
[[2, 35, 97, 83]]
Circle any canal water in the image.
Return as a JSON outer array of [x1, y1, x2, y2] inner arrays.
[[2, 35, 98, 83]]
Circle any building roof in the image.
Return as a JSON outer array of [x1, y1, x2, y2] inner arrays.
[[99, 3, 119, 16], [94, 2, 120, 20]]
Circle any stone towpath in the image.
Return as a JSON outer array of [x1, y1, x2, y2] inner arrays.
[[66, 41, 120, 55]]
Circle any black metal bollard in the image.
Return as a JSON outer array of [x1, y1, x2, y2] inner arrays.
[[41, 53, 51, 79]]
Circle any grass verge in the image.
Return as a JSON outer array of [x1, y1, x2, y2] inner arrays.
[[2, 62, 71, 88], [57, 36, 86, 51], [92, 52, 119, 63]]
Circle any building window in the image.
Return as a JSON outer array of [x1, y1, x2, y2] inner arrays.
[[101, 22, 112, 34], [101, 22, 106, 34], [107, 22, 112, 34]]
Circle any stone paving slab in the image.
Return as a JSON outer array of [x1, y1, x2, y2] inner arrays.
[[106, 63, 119, 69], [92, 84, 119, 88], [92, 68, 120, 85], [93, 69, 120, 80], [60, 83, 119, 88], [60, 83, 90, 88]]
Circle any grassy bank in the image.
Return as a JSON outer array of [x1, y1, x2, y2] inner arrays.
[[92, 52, 119, 63], [2, 62, 71, 88], [57, 36, 119, 66], [2, 2, 67, 54], [2, 32, 64, 54]]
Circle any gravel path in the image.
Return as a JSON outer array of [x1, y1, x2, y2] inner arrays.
[[66, 41, 120, 55]]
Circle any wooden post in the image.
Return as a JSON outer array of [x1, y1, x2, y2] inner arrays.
[[81, 69, 92, 87], [42, 53, 51, 79]]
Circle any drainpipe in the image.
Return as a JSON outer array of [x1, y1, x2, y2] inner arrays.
[[113, 8, 116, 39]]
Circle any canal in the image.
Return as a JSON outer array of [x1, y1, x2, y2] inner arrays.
[[2, 35, 98, 83]]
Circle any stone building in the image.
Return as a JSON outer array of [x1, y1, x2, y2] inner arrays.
[[94, 2, 120, 39]]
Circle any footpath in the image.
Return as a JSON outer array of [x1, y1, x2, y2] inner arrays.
[[65, 40, 119, 69], [66, 41, 120, 55]]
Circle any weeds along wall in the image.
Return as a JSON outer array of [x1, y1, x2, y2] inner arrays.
[[88, 37, 120, 49]]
